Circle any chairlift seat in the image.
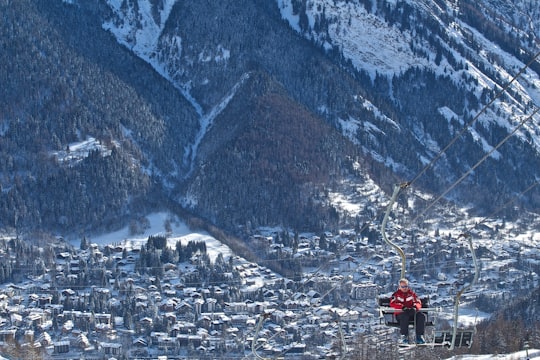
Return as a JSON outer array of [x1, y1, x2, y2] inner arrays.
[[378, 297, 435, 327]]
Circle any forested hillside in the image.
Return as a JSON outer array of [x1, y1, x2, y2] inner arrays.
[[99, 0, 540, 234], [1, 0, 540, 242], [182, 72, 359, 231], [0, 0, 199, 232]]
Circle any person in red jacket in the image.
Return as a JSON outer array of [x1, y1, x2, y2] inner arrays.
[[390, 278, 426, 344]]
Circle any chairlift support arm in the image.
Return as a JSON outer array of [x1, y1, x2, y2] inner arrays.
[[450, 233, 479, 350], [381, 183, 409, 279], [252, 313, 271, 360]]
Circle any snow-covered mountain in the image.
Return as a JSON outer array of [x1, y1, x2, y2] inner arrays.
[[95, 0, 540, 231], [2, 0, 540, 240]]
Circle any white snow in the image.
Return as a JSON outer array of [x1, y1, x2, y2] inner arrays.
[[276, 0, 540, 162], [50, 137, 114, 165], [278, 0, 427, 79], [183, 72, 251, 177], [75, 212, 233, 263], [103, 0, 250, 179], [100, 0, 540, 183], [450, 349, 540, 359], [102, 0, 177, 62]]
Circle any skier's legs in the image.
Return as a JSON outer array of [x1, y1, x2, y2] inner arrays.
[[396, 310, 413, 336], [415, 311, 426, 335]]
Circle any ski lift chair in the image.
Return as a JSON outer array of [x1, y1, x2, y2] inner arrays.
[[432, 233, 479, 350], [378, 296, 439, 346], [434, 328, 475, 348], [378, 296, 436, 328]]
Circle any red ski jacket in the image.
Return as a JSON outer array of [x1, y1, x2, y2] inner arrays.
[[390, 288, 422, 314]]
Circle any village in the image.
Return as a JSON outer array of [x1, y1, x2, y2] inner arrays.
[[0, 214, 538, 359]]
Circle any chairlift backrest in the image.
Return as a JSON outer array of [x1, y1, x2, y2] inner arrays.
[[434, 329, 475, 348]]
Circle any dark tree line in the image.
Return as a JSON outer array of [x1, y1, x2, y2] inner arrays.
[[136, 238, 208, 277], [0, 237, 55, 284]]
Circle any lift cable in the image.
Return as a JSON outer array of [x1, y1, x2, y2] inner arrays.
[[436, 178, 540, 349], [408, 49, 540, 189], [378, 50, 540, 284], [247, 49, 540, 359], [399, 178, 540, 293], [410, 105, 540, 225]]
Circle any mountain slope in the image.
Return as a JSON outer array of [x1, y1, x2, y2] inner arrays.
[[277, 0, 540, 208], [2, 0, 540, 237], [182, 71, 359, 231], [102, 0, 540, 219], [0, 0, 200, 232]]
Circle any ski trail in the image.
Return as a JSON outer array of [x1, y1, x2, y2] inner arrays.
[[182, 72, 251, 178]]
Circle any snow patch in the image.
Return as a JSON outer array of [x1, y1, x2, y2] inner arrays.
[[79, 212, 232, 263], [50, 137, 115, 165]]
